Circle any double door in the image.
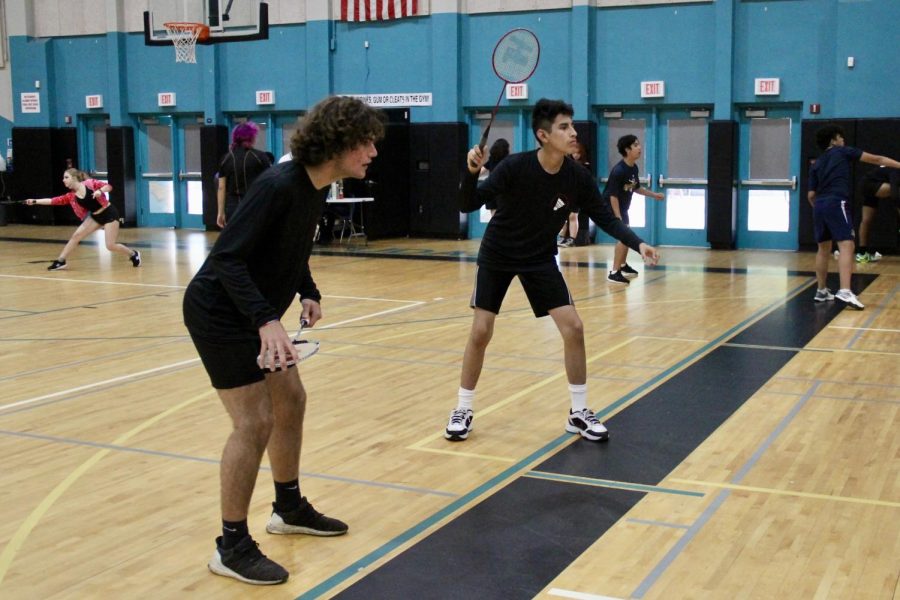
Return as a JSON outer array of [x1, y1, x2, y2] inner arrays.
[[137, 115, 203, 229], [596, 108, 709, 247]]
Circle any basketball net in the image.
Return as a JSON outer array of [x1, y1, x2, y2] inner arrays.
[[164, 22, 209, 64]]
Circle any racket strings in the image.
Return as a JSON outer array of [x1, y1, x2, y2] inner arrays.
[[493, 31, 539, 83]]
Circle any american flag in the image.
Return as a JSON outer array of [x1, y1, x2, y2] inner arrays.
[[340, 0, 419, 22]]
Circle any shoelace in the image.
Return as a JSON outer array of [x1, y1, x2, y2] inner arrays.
[[579, 409, 600, 425], [449, 410, 468, 425]]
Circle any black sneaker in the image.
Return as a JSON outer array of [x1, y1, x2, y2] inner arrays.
[[207, 535, 288, 585], [620, 263, 639, 279], [47, 259, 67, 271], [607, 270, 629, 285], [130, 250, 141, 267], [266, 498, 348, 536]]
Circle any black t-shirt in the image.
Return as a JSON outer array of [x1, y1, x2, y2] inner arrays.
[[602, 160, 641, 207], [219, 147, 272, 197], [183, 161, 324, 341], [459, 150, 643, 272]]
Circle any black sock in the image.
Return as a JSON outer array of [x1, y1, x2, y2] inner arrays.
[[221, 519, 249, 548], [274, 479, 301, 513]]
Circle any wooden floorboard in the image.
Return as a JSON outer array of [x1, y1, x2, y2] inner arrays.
[[0, 224, 897, 599]]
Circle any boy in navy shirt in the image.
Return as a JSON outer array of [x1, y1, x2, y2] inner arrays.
[[603, 135, 665, 284], [808, 125, 900, 309]]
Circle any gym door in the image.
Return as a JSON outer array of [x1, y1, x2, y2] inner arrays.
[[737, 107, 801, 249], [597, 111, 654, 244], [137, 115, 204, 229], [656, 109, 709, 247]]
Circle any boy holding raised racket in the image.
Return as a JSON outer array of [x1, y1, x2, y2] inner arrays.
[[183, 96, 385, 585], [446, 99, 659, 443]]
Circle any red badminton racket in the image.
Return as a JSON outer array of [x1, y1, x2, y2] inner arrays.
[[471, 29, 541, 168]]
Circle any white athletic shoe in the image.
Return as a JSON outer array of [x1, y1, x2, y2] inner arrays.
[[835, 289, 864, 310], [444, 408, 474, 441], [565, 408, 609, 442], [870, 251, 882, 262]]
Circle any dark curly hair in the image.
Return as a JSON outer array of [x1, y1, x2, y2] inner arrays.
[[290, 96, 386, 166], [815, 125, 845, 151]]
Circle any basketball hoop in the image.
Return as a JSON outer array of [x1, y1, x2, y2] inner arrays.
[[163, 22, 210, 64]]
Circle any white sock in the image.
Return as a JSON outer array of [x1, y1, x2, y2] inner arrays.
[[458, 387, 474, 411], [568, 383, 587, 413]]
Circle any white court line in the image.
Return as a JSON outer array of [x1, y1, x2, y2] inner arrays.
[[0, 273, 185, 289], [548, 589, 625, 600], [0, 301, 425, 414], [0, 358, 200, 413], [829, 325, 900, 333], [0, 277, 427, 303]]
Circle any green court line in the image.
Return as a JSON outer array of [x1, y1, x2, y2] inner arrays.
[[524, 471, 705, 498]]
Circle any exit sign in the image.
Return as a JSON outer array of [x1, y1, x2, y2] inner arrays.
[[641, 81, 665, 98], [505, 83, 528, 100], [85, 95, 103, 109], [755, 78, 780, 96], [158, 92, 176, 107], [256, 90, 275, 105]]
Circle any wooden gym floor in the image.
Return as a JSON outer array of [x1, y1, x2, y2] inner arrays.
[[0, 224, 897, 599]]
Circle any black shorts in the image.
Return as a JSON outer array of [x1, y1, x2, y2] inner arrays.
[[470, 265, 573, 318], [89, 204, 120, 226], [860, 179, 886, 208], [188, 331, 284, 389]]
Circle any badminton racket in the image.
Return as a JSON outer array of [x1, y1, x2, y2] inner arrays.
[[257, 318, 319, 371], [470, 28, 541, 168], [0, 199, 27, 205]]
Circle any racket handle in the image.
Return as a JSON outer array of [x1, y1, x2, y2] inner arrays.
[[469, 123, 493, 170]]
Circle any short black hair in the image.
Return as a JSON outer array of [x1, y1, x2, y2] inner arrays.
[[531, 99, 574, 145], [617, 135, 639, 156], [815, 125, 845, 150]]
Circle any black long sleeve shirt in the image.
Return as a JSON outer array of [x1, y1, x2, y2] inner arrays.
[[459, 150, 644, 271], [183, 160, 324, 341]]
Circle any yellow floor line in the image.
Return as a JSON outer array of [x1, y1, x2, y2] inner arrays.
[[668, 478, 900, 508], [409, 446, 517, 463], [0, 390, 213, 586], [365, 323, 460, 344]]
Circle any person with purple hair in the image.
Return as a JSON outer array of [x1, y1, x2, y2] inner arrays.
[[217, 121, 272, 228]]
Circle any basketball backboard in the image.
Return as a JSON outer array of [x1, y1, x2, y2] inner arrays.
[[144, 0, 268, 46]]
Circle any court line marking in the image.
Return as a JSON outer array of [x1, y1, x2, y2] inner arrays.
[[724, 342, 829, 353], [0, 358, 200, 413], [0, 390, 213, 587], [548, 589, 625, 600], [406, 338, 638, 454], [0, 303, 426, 415], [667, 479, 900, 508], [524, 471, 705, 498], [0, 428, 457, 498], [406, 446, 517, 463], [0, 276, 430, 302], [846, 283, 898, 349], [626, 518, 691, 531], [0, 273, 185, 289], [829, 325, 900, 333], [297, 279, 820, 600], [803, 347, 899, 357], [360, 322, 459, 345], [631, 381, 820, 598]]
